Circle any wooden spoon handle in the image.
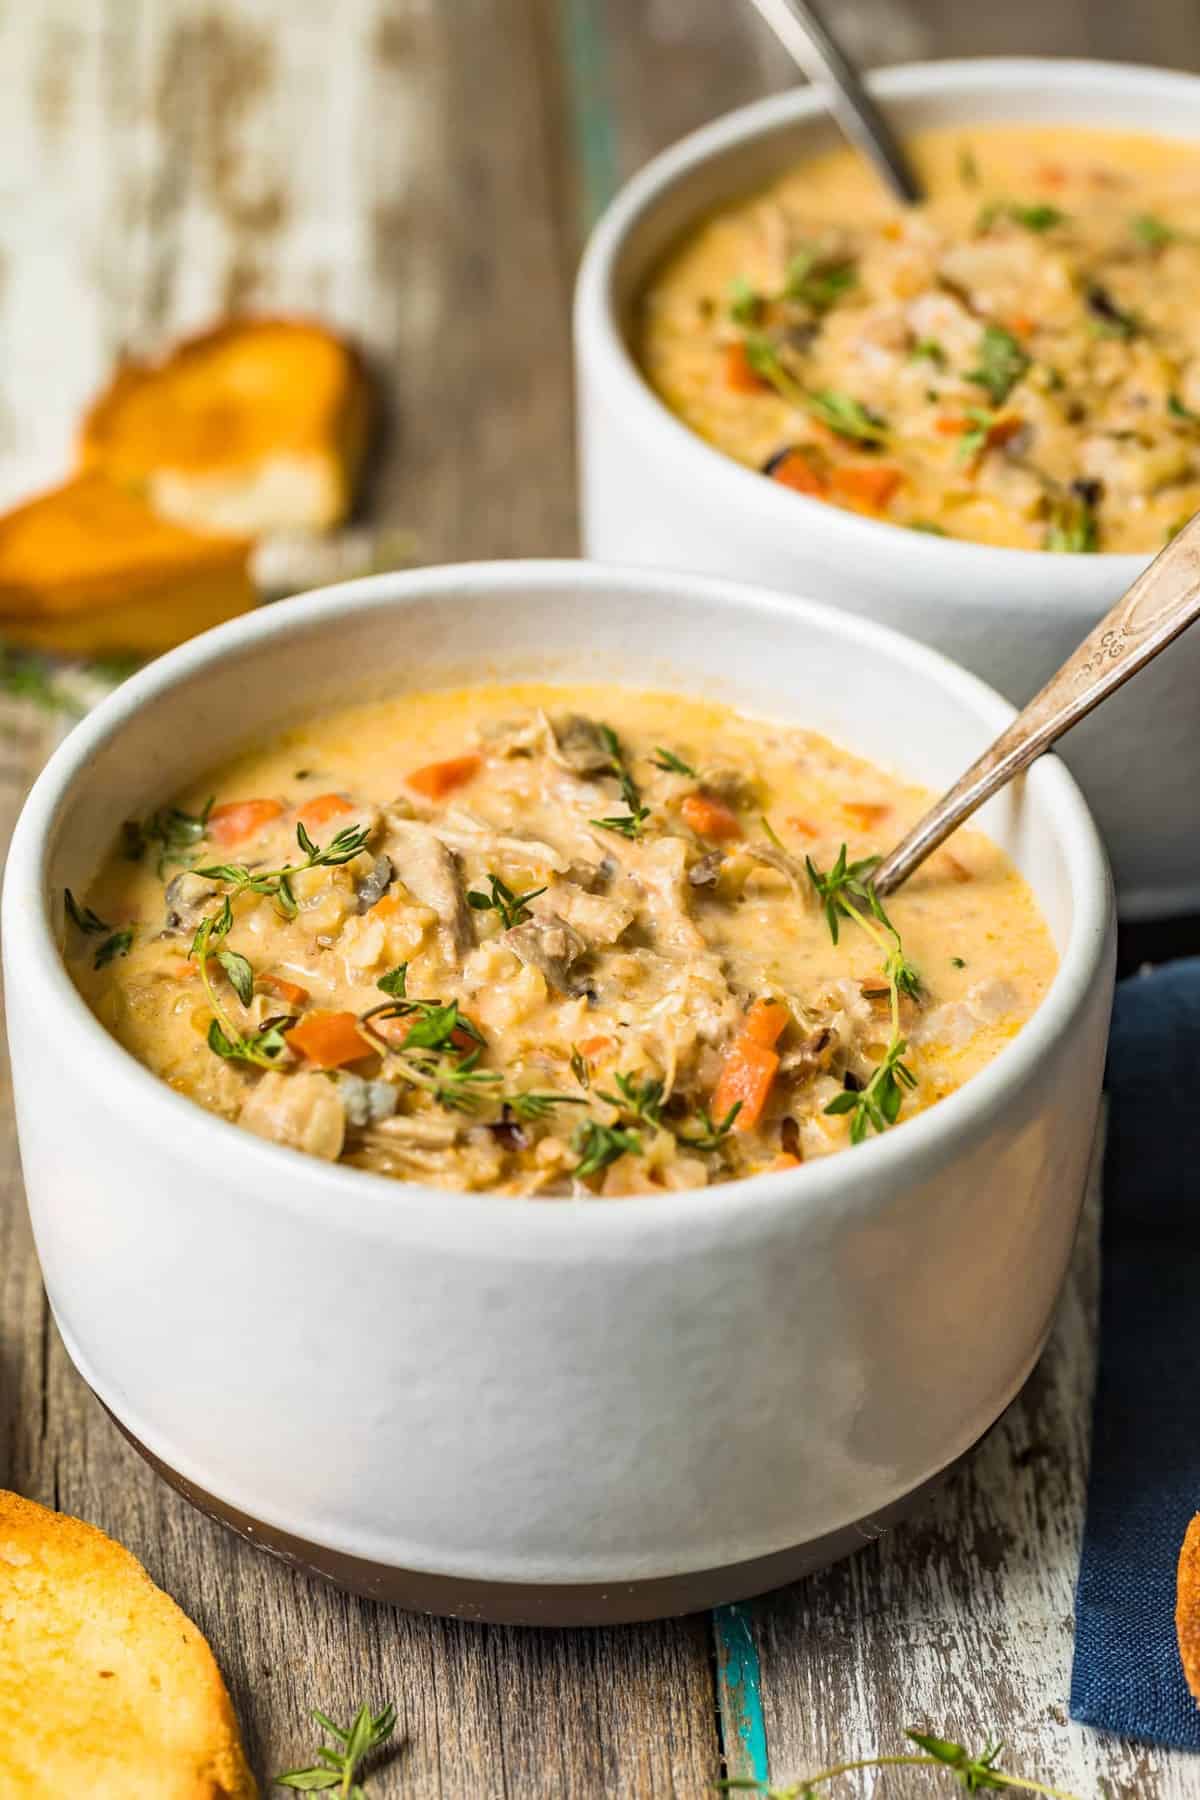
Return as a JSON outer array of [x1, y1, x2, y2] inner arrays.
[[872, 513, 1200, 897]]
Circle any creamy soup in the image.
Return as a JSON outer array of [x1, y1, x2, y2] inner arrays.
[[638, 124, 1200, 551], [68, 685, 1056, 1196]]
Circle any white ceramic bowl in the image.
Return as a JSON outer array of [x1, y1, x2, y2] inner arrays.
[[3, 562, 1114, 1624], [576, 58, 1200, 920]]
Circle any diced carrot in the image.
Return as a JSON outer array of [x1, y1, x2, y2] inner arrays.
[[766, 1152, 801, 1172], [829, 464, 903, 510], [578, 1034, 617, 1060], [1007, 313, 1036, 339], [406, 753, 482, 800], [160, 957, 194, 981], [843, 801, 891, 832], [1036, 162, 1067, 189], [769, 449, 828, 496], [370, 893, 404, 919], [297, 792, 354, 835], [287, 1010, 371, 1069], [712, 1038, 780, 1134], [207, 798, 284, 847], [786, 815, 820, 840], [257, 973, 310, 1007], [936, 415, 970, 436], [681, 791, 743, 841], [741, 997, 790, 1051], [724, 341, 771, 393]]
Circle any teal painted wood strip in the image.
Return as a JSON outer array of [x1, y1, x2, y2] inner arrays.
[[560, 0, 621, 226], [714, 1601, 770, 1783]]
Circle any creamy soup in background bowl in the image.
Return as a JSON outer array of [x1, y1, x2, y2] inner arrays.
[[575, 58, 1200, 919], [3, 561, 1113, 1621]]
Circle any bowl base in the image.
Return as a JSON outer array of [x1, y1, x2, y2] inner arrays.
[[104, 1406, 980, 1626]]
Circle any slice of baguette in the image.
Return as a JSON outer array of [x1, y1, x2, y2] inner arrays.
[[0, 1488, 257, 1798], [0, 472, 255, 655], [1177, 1512, 1200, 1703], [79, 317, 372, 537]]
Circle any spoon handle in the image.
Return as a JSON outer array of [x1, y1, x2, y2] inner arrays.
[[872, 515, 1200, 896], [745, 0, 922, 204]]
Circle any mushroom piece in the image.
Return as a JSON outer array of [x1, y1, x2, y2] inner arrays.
[[505, 912, 588, 993], [386, 819, 473, 958], [356, 853, 394, 914], [550, 714, 616, 778], [163, 870, 219, 934]]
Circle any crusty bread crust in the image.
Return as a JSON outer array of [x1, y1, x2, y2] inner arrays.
[[1177, 1512, 1200, 1704], [78, 316, 373, 535], [0, 1489, 257, 1798], [0, 472, 255, 653]]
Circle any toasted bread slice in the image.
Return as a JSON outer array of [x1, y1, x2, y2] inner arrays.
[[79, 317, 372, 536], [0, 472, 255, 655], [0, 1489, 256, 1798], [1178, 1513, 1200, 1703]]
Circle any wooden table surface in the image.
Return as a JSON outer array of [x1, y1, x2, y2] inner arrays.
[[2, 4, 1198, 1795]]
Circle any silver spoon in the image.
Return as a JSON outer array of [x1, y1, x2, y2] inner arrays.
[[745, 0, 922, 204], [872, 515, 1200, 896]]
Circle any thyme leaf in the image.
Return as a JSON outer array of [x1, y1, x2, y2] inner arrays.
[[806, 388, 888, 446], [467, 873, 547, 930], [597, 1071, 666, 1128], [93, 928, 133, 970], [216, 948, 255, 1008], [1045, 490, 1099, 553], [122, 797, 214, 876], [966, 325, 1030, 406], [571, 1118, 643, 1179], [652, 747, 696, 777], [505, 1090, 588, 1122], [676, 1102, 742, 1151], [64, 888, 109, 935]]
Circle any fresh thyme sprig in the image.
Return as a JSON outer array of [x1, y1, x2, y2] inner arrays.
[[744, 341, 890, 448], [63, 889, 133, 970], [590, 723, 651, 839], [360, 967, 496, 1111], [807, 845, 921, 1144], [597, 1070, 666, 1127], [719, 1727, 1083, 1798], [467, 873, 547, 929], [572, 1118, 643, 1178], [675, 1102, 742, 1150], [505, 1090, 588, 1122], [195, 820, 372, 916], [276, 1698, 398, 1796], [123, 797, 214, 875], [966, 324, 1030, 406], [190, 901, 288, 1068]]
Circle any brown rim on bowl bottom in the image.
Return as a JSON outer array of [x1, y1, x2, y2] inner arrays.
[[105, 1404, 983, 1627]]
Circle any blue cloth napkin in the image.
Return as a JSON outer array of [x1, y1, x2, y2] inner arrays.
[[1070, 959, 1200, 1749]]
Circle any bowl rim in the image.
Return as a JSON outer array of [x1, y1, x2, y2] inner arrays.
[[3, 558, 1114, 1249], [574, 55, 1200, 576]]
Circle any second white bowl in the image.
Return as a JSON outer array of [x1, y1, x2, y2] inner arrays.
[[575, 58, 1200, 919]]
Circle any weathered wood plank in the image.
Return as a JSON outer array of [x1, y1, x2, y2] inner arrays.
[[750, 1168, 1196, 1798]]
